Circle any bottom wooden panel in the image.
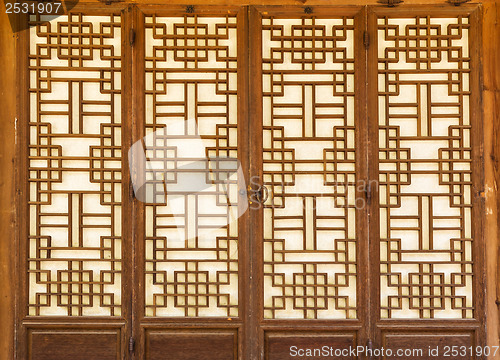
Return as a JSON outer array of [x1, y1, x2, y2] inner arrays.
[[144, 328, 237, 360], [381, 330, 476, 360], [28, 329, 121, 360], [265, 331, 358, 360]]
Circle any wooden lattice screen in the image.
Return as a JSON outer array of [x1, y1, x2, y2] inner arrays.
[[15, 3, 485, 359]]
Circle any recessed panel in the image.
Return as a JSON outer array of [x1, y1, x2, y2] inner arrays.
[[382, 331, 474, 359], [29, 329, 120, 360], [265, 331, 357, 360], [145, 329, 237, 360]]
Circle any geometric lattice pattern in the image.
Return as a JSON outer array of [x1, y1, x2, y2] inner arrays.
[[261, 16, 357, 319], [27, 14, 122, 316], [377, 15, 474, 319], [144, 15, 239, 317]]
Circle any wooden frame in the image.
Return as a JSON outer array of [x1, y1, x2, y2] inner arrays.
[[131, 5, 250, 359], [1, 1, 499, 359], [249, 5, 370, 358], [367, 4, 487, 352], [13, 4, 133, 359]]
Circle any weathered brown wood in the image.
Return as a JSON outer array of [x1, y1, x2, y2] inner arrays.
[[144, 329, 237, 360], [0, 3, 16, 360], [122, 4, 135, 359], [29, 330, 121, 360], [482, 0, 500, 358], [470, 5, 487, 351], [382, 331, 475, 360], [32, 0, 475, 4], [131, 5, 145, 360], [237, 6, 252, 360], [15, 12, 30, 360], [265, 332, 357, 359], [248, 6, 263, 360], [366, 6, 380, 353]]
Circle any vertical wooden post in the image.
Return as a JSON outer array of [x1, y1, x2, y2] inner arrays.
[[0, 3, 17, 360], [483, 0, 500, 357]]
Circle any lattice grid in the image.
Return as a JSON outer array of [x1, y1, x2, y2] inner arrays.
[[143, 14, 239, 317], [27, 13, 123, 316], [261, 16, 358, 320], [377, 15, 474, 319]]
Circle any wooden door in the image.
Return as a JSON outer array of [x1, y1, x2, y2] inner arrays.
[[17, 5, 133, 359], [367, 5, 485, 359], [247, 4, 485, 359], [248, 6, 370, 359], [16, 3, 486, 359], [131, 5, 249, 359]]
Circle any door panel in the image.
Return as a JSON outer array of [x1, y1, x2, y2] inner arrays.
[[368, 4, 485, 357], [141, 11, 240, 319], [29, 329, 121, 360], [249, 6, 369, 359], [133, 5, 248, 359], [381, 330, 476, 360], [265, 331, 357, 360], [18, 6, 131, 359], [144, 329, 237, 360], [376, 12, 475, 320]]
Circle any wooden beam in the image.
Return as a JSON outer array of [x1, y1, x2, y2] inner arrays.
[[0, 2, 17, 360], [483, 0, 500, 357], [61, 0, 486, 4]]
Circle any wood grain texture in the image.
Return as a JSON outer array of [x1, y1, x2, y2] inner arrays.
[[29, 330, 120, 360], [248, 7, 265, 359], [28, 0, 478, 4], [382, 331, 474, 360], [265, 332, 356, 360], [0, 2, 16, 360], [237, 7, 251, 360], [482, 0, 500, 358], [144, 329, 237, 360]]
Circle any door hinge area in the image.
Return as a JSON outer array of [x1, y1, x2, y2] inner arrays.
[[129, 29, 136, 46], [129, 337, 135, 354], [363, 31, 370, 50]]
